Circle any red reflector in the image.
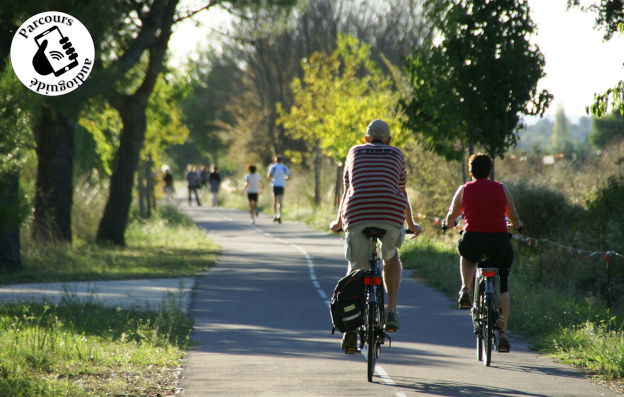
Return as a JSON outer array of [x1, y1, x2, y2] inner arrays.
[[364, 277, 382, 285], [482, 270, 497, 277]]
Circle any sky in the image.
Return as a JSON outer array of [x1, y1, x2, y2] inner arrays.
[[169, 0, 624, 124]]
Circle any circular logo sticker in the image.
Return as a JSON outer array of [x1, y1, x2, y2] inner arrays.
[[10, 11, 95, 96]]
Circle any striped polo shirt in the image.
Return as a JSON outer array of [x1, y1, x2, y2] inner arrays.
[[341, 143, 409, 227]]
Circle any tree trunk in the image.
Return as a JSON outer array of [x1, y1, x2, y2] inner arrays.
[[334, 162, 344, 209], [96, 98, 148, 245], [96, 0, 179, 245], [461, 143, 467, 183], [0, 173, 21, 270], [314, 143, 320, 206], [32, 105, 74, 242]]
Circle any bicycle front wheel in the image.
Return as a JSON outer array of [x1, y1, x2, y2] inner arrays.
[[367, 298, 377, 382], [482, 298, 495, 366]]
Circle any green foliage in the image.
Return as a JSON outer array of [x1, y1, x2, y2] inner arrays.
[[7, 201, 217, 284], [584, 176, 624, 252], [277, 34, 410, 162], [401, 0, 553, 160], [551, 106, 574, 153], [552, 319, 624, 380], [0, 293, 192, 396], [586, 11, 624, 119], [168, 50, 242, 171], [589, 111, 624, 148], [0, 63, 37, 233], [78, 99, 121, 176], [568, 0, 624, 41], [143, 72, 191, 165], [78, 72, 190, 176], [589, 80, 624, 119]]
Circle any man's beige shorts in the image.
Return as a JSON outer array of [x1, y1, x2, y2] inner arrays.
[[344, 221, 405, 270]]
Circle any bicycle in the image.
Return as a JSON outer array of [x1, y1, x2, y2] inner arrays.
[[471, 257, 503, 366], [340, 227, 413, 382], [442, 218, 521, 367]]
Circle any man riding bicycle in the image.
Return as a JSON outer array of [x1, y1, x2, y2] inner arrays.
[[442, 153, 522, 352], [330, 119, 422, 353]]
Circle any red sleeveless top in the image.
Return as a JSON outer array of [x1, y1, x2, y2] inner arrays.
[[462, 179, 508, 233]]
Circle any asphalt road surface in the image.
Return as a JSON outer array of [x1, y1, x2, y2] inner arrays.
[[179, 205, 617, 397]]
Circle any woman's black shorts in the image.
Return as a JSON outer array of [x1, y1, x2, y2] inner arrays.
[[247, 193, 258, 202], [457, 231, 514, 293]]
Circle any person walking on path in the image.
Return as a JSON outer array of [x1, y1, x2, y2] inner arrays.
[[208, 166, 221, 207], [162, 166, 176, 202], [267, 155, 290, 224], [242, 164, 264, 224], [185, 165, 202, 206], [330, 118, 421, 353], [199, 165, 209, 190]]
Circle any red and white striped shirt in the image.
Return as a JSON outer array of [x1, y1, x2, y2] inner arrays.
[[341, 143, 409, 228]]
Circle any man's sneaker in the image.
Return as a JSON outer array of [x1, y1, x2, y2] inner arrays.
[[341, 330, 358, 354], [277, 216, 282, 224], [385, 312, 400, 332], [273, 216, 279, 222], [458, 287, 471, 309]]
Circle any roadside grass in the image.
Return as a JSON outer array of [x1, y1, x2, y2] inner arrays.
[[400, 236, 624, 387], [2, 202, 209, 396], [0, 289, 192, 396], [3, 205, 217, 285]]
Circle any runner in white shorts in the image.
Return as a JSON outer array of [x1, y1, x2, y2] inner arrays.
[[330, 119, 421, 352]]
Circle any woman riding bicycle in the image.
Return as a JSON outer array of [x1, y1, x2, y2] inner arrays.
[[442, 153, 522, 352]]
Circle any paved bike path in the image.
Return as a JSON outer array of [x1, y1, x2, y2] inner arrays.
[[179, 205, 617, 397]]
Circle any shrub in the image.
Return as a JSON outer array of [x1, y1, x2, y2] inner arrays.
[[506, 179, 583, 239]]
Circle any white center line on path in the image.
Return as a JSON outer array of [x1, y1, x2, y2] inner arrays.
[[232, 214, 399, 388]]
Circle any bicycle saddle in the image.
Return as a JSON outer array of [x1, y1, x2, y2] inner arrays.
[[362, 227, 386, 239]]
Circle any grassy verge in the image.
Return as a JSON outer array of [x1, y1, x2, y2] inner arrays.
[[0, 289, 192, 396], [1, 204, 213, 396], [400, 236, 624, 389], [3, 205, 217, 285]]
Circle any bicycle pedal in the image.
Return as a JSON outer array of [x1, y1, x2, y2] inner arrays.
[[344, 348, 361, 355]]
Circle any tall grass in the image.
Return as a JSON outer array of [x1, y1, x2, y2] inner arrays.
[[7, 180, 217, 285], [0, 288, 192, 396]]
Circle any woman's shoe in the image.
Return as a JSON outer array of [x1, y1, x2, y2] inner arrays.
[[497, 331, 510, 352], [458, 287, 471, 310]]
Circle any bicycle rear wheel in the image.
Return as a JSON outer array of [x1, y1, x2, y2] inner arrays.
[[475, 279, 483, 361], [482, 298, 494, 366], [367, 299, 377, 382]]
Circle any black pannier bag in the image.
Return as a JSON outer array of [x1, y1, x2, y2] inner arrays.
[[329, 269, 365, 334]]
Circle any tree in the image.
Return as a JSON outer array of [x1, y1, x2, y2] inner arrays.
[[401, 0, 552, 162], [551, 106, 573, 153], [568, 0, 624, 40], [569, 2, 624, 117], [277, 34, 410, 162], [96, 0, 297, 246], [167, 50, 243, 171], [212, 0, 432, 167], [0, 65, 34, 270], [589, 111, 624, 148]]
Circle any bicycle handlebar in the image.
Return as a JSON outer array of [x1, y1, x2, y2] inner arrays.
[[441, 218, 523, 234], [335, 229, 415, 234]]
